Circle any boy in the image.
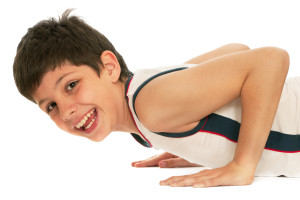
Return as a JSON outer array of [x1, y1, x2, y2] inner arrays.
[[13, 10, 298, 188]]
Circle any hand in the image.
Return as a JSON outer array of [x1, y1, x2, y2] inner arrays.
[[159, 161, 255, 188], [132, 152, 201, 168]]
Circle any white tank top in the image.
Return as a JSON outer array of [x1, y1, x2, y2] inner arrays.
[[125, 64, 300, 177]]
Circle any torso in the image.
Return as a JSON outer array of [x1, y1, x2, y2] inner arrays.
[[125, 64, 300, 177]]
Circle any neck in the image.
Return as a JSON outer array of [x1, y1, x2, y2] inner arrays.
[[113, 78, 140, 135]]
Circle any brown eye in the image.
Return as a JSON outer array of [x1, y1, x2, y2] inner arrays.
[[47, 102, 57, 113], [66, 81, 78, 91]]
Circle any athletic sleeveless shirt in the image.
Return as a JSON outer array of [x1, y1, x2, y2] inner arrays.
[[125, 64, 300, 177]]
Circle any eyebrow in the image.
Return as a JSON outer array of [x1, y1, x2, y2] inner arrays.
[[55, 72, 74, 89], [37, 72, 75, 106]]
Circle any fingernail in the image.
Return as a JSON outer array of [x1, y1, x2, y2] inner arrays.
[[160, 181, 166, 186]]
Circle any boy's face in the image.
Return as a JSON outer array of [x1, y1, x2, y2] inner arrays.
[[33, 59, 123, 142]]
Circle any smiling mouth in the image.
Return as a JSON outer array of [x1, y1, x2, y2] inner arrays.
[[75, 108, 97, 131]]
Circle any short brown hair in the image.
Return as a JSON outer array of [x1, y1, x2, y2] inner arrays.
[[13, 9, 132, 103]]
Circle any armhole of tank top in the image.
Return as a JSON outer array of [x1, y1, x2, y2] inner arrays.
[[130, 133, 152, 148], [131, 67, 208, 138], [125, 75, 152, 148]]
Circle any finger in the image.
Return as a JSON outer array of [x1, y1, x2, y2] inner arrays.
[[160, 169, 210, 186], [131, 158, 156, 166], [133, 160, 157, 167], [163, 170, 219, 187], [171, 174, 217, 187], [132, 152, 176, 168], [132, 155, 162, 167], [132, 154, 158, 165], [131, 160, 144, 167], [193, 175, 228, 188], [159, 158, 202, 168], [160, 175, 188, 186]]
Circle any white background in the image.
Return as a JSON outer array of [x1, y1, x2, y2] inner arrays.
[[1, 0, 300, 199]]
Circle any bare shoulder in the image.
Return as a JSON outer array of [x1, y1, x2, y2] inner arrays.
[[134, 67, 206, 133]]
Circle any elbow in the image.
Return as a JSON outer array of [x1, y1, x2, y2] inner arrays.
[[262, 47, 290, 73], [277, 48, 290, 69], [223, 43, 250, 52], [280, 48, 290, 72]]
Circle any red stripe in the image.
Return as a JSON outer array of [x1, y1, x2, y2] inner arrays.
[[199, 130, 300, 153], [264, 148, 300, 153], [200, 116, 208, 131], [126, 78, 153, 147], [200, 130, 238, 143]]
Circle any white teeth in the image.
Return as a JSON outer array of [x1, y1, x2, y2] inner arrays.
[[85, 120, 94, 129], [76, 124, 81, 129], [85, 118, 96, 129], [75, 109, 96, 130]]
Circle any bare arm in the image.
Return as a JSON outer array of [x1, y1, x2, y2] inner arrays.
[[132, 43, 250, 169], [184, 43, 250, 64], [136, 47, 289, 187]]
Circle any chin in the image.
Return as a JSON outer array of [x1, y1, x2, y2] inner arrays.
[[88, 131, 110, 142]]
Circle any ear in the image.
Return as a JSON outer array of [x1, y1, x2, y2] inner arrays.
[[100, 50, 121, 83]]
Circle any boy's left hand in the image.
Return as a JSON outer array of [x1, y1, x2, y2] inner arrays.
[[159, 161, 255, 188]]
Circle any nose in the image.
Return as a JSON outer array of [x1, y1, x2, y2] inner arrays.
[[59, 100, 77, 121]]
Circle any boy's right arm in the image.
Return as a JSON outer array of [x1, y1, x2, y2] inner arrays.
[[184, 43, 250, 64]]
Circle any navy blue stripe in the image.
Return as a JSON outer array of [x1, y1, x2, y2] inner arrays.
[[202, 113, 300, 152], [157, 113, 300, 152], [130, 133, 151, 148], [153, 118, 206, 137], [125, 75, 133, 99], [202, 113, 240, 142]]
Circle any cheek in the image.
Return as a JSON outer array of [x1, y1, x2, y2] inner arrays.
[[76, 83, 99, 103], [79, 90, 96, 103], [76, 82, 110, 106]]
